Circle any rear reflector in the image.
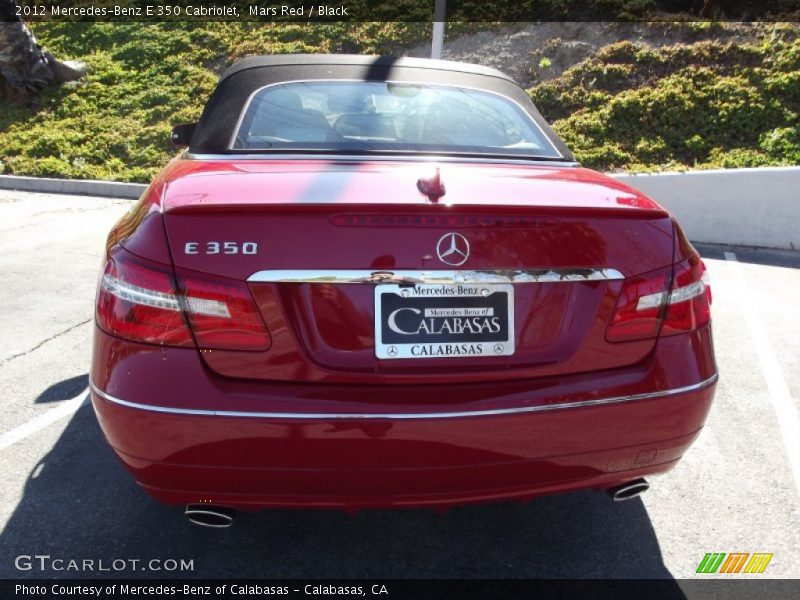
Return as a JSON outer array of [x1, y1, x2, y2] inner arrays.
[[96, 247, 270, 351], [606, 254, 711, 342]]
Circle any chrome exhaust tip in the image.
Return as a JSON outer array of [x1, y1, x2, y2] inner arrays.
[[608, 478, 650, 502], [185, 504, 235, 528]]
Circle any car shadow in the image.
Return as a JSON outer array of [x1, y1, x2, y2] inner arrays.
[[34, 374, 88, 404], [1, 390, 680, 586]]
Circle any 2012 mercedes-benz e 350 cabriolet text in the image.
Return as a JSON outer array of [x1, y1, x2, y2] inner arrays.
[[90, 55, 717, 526]]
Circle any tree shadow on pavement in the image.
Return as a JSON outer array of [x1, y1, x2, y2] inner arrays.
[[1, 394, 682, 587]]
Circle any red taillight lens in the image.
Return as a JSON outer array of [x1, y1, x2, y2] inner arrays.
[[177, 271, 271, 351], [606, 254, 712, 343], [97, 248, 270, 351], [605, 267, 671, 342], [96, 249, 193, 346], [661, 255, 711, 336]]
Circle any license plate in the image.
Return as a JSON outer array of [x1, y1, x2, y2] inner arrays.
[[374, 283, 514, 360]]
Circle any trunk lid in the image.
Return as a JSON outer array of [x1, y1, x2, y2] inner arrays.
[[161, 159, 673, 384]]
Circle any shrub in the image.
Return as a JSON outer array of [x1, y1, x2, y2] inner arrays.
[[1, 23, 798, 180], [530, 34, 800, 171], [0, 22, 431, 182]]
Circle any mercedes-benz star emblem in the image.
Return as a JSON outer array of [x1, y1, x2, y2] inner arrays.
[[436, 232, 470, 266], [494, 343, 504, 354], [387, 346, 398, 357]]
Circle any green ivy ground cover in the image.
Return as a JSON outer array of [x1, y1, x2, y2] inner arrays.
[[0, 22, 797, 181]]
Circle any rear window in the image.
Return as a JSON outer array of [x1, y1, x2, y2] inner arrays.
[[232, 81, 562, 158]]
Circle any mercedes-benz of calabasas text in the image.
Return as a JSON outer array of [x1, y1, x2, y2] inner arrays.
[[90, 55, 717, 527]]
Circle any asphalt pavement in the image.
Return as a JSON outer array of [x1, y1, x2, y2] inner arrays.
[[0, 190, 798, 581]]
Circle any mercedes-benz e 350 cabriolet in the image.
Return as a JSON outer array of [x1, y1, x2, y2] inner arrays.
[[90, 55, 717, 527]]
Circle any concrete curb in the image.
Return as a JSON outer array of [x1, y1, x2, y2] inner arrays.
[[0, 174, 146, 199], [2, 167, 798, 250], [613, 167, 799, 251]]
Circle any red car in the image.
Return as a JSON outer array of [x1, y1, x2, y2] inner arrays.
[[90, 55, 717, 527]]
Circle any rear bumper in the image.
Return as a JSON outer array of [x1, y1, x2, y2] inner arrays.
[[92, 384, 710, 509], [90, 322, 717, 509]]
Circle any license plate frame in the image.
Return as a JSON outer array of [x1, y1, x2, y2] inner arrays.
[[374, 283, 515, 360]]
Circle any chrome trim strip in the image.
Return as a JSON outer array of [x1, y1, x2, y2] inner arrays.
[[184, 153, 580, 168], [89, 373, 717, 421], [246, 268, 625, 285]]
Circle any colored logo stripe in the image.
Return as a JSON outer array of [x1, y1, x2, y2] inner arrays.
[[697, 553, 726, 573], [697, 552, 773, 574], [719, 553, 749, 573], [744, 553, 773, 574]]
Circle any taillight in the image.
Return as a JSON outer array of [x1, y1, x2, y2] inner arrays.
[[606, 255, 711, 342], [176, 271, 271, 351], [330, 214, 548, 227], [96, 248, 270, 351], [97, 248, 193, 347], [605, 266, 671, 342], [661, 255, 711, 336]]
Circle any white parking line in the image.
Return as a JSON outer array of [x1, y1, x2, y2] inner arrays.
[[0, 390, 88, 452], [724, 252, 800, 497]]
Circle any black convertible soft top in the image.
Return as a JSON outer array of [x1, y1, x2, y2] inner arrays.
[[189, 54, 574, 160], [220, 54, 518, 83]]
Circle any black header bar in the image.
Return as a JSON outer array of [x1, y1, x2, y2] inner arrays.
[[5, 579, 800, 600], [3, 1, 800, 23]]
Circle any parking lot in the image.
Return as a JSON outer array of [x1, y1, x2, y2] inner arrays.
[[0, 189, 798, 580]]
